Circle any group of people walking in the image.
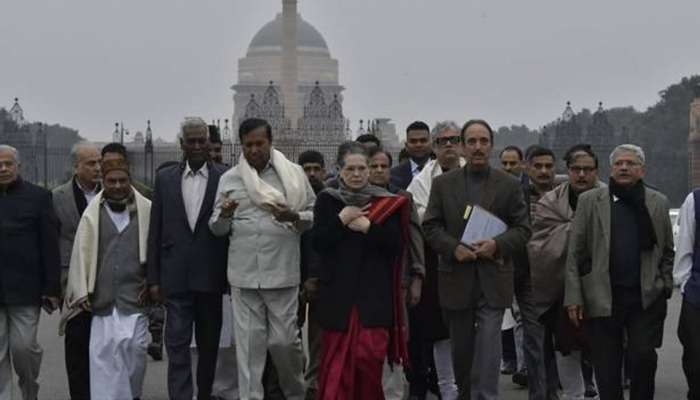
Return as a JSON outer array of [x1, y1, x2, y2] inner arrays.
[[0, 115, 698, 400]]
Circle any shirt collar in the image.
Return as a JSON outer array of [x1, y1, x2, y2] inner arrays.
[[410, 159, 419, 173], [262, 160, 275, 173], [184, 162, 209, 179], [74, 176, 99, 195]]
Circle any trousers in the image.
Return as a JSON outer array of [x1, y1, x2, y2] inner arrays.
[[585, 288, 666, 400], [64, 311, 92, 400], [678, 298, 700, 400], [0, 305, 42, 400], [231, 287, 305, 400], [443, 297, 504, 400], [165, 291, 223, 400]]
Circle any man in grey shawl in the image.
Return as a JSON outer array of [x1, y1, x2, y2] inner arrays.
[[527, 144, 602, 400]]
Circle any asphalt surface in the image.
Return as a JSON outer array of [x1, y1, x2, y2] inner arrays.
[[7, 291, 689, 399]]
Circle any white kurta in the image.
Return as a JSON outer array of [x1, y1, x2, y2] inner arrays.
[[90, 308, 148, 400]]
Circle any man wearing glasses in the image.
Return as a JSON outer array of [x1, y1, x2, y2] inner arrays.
[[528, 144, 602, 400], [564, 144, 674, 400]]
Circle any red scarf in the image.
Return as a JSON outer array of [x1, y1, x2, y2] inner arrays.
[[366, 195, 411, 367]]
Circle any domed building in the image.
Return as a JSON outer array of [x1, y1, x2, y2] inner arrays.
[[230, 0, 348, 166], [231, 3, 344, 131]]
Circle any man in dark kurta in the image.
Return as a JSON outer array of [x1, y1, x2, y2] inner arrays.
[[0, 145, 60, 400], [423, 120, 531, 400]]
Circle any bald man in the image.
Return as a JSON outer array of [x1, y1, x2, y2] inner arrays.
[[53, 141, 101, 399]]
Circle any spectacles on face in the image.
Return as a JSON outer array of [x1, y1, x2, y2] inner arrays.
[[435, 136, 462, 146], [568, 166, 596, 174]]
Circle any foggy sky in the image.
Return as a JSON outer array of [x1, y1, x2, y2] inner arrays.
[[1, 0, 698, 143]]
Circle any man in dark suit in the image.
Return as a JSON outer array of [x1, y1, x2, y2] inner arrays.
[[389, 120, 433, 399], [52, 141, 101, 400], [147, 117, 229, 400], [390, 121, 432, 190], [423, 120, 531, 400]]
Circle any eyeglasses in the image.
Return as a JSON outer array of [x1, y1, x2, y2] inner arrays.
[[435, 136, 462, 146], [568, 166, 596, 174]]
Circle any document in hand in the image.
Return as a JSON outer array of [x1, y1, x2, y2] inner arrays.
[[460, 205, 507, 248]]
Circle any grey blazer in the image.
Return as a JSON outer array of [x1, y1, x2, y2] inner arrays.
[[52, 179, 81, 268], [423, 166, 531, 310], [564, 186, 675, 318]]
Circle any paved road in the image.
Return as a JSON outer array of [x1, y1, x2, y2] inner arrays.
[[8, 291, 689, 399]]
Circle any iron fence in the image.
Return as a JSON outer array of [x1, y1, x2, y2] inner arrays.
[[10, 141, 377, 190]]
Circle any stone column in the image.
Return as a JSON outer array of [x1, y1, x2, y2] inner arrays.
[[281, 0, 300, 129]]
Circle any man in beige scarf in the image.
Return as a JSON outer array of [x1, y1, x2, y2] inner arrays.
[[210, 118, 315, 400], [63, 158, 151, 400]]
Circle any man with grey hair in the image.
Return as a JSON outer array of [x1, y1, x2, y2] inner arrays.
[[0, 145, 61, 400], [565, 144, 674, 400], [52, 140, 101, 400], [147, 117, 230, 400]]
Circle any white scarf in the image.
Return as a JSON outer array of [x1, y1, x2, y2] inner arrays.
[[407, 158, 466, 222], [59, 188, 151, 335], [237, 148, 308, 212]]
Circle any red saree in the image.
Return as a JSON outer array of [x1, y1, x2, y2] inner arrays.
[[316, 195, 411, 400]]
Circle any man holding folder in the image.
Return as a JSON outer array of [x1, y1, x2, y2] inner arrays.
[[423, 119, 531, 400]]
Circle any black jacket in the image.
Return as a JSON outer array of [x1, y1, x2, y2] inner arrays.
[[390, 161, 413, 190], [312, 191, 401, 331], [0, 178, 60, 305], [146, 162, 229, 295]]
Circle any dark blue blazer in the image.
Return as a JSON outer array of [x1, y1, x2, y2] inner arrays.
[[146, 162, 229, 295], [0, 178, 60, 305], [390, 161, 414, 190]]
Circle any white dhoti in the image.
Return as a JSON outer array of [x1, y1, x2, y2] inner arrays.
[[89, 309, 148, 400]]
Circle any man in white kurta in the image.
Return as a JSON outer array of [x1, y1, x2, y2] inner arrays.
[[210, 118, 315, 400], [62, 158, 152, 400]]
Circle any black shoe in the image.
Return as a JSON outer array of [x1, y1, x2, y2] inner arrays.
[[147, 342, 163, 361], [512, 370, 528, 387], [500, 360, 517, 375], [584, 385, 598, 398]]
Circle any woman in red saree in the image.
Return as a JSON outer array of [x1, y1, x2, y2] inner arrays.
[[312, 143, 410, 400]]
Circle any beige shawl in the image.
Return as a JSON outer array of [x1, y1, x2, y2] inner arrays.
[[59, 189, 151, 335], [236, 148, 309, 212], [407, 158, 466, 221], [527, 181, 604, 305]]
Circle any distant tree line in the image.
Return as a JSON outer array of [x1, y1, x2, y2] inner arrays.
[[493, 75, 700, 206]]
